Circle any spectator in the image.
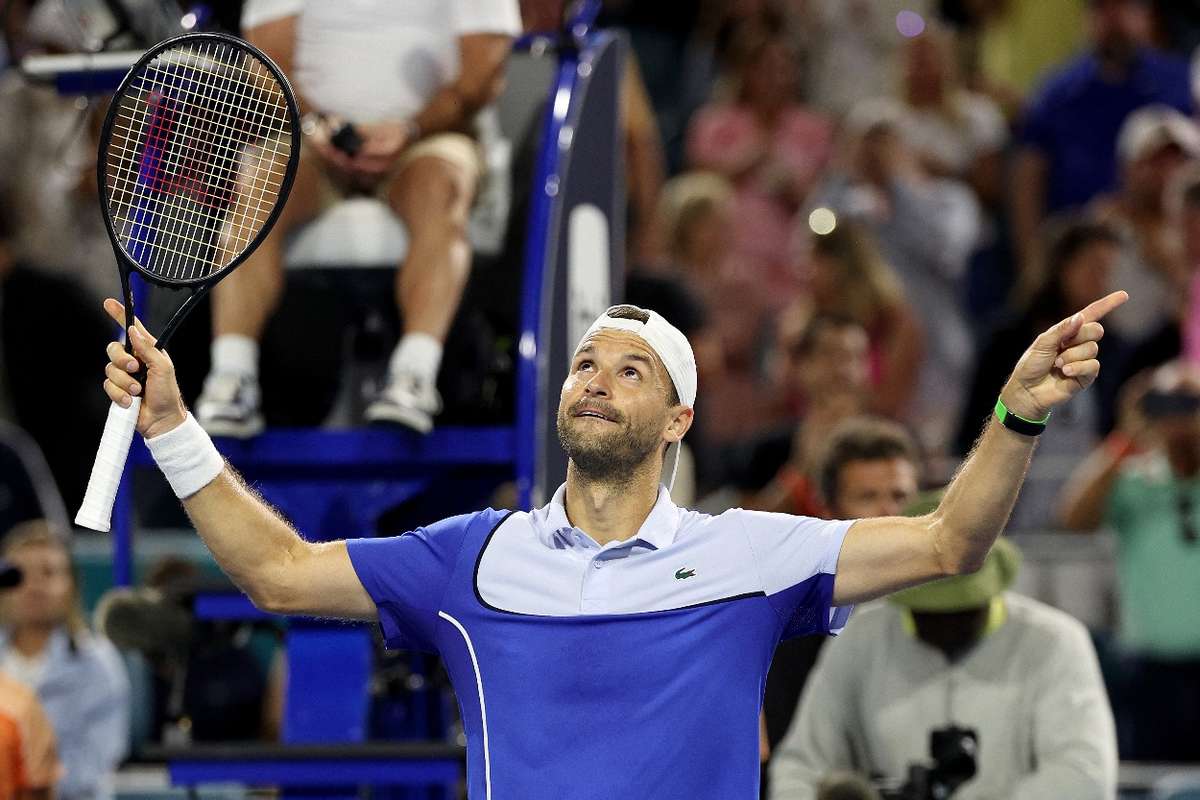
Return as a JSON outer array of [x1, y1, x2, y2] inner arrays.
[[768, 538, 1118, 799], [761, 417, 922, 779], [787, 222, 923, 420], [894, 23, 1008, 203], [813, 106, 979, 456], [1011, 0, 1191, 271], [1109, 170, 1200, 387], [0, 521, 129, 799], [687, 22, 832, 309], [0, 6, 120, 302], [1092, 105, 1199, 341], [735, 315, 871, 516], [792, 0, 934, 118], [956, 218, 1126, 529], [960, 0, 1087, 120], [652, 172, 776, 444], [197, 0, 521, 437], [1183, 173, 1200, 365], [1059, 360, 1200, 760], [0, 556, 59, 800], [881, 21, 1014, 327], [0, 667, 59, 799]]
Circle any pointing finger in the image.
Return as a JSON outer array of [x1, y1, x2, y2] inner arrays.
[[1078, 291, 1129, 324]]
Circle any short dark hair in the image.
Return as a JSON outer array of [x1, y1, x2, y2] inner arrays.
[[819, 416, 921, 505], [791, 312, 864, 360], [601, 305, 681, 406]]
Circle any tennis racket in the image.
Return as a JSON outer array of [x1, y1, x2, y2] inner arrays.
[[75, 32, 300, 532]]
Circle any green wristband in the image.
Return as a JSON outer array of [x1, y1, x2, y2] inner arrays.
[[994, 397, 1050, 436]]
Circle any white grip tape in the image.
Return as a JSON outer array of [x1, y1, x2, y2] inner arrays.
[[75, 398, 141, 532], [144, 412, 225, 500]]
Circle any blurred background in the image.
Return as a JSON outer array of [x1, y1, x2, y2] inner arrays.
[[2, 0, 1200, 798]]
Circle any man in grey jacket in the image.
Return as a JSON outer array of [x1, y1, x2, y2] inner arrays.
[[768, 538, 1117, 799]]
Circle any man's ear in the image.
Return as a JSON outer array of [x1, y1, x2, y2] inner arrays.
[[665, 406, 694, 444]]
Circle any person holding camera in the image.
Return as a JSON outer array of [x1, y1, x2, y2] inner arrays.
[[768, 537, 1117, 800], [1059, 360, 1200, 761]]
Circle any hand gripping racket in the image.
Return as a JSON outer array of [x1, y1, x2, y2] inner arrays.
[[75, 33, 300, 531]]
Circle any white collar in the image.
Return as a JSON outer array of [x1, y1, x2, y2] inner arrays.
[[537, 482, 681, 551]]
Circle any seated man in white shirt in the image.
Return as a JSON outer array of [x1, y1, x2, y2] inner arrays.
[[197, 0, 522, 437], [768, 538, 1118, 800]]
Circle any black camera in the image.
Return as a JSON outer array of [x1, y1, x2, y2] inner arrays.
[[873, 725, 979, 800]]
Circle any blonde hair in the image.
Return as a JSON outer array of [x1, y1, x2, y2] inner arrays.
[[656, 172, 733, 263], [2, 519, 88, 641], [810, 222, 904, 327]]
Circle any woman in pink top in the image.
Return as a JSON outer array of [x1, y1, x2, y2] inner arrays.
[[686, 22, 833, 306]]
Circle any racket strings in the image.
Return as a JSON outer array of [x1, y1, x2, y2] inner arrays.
[[112, 43, 289, 278], [104, 40, 292, 283]]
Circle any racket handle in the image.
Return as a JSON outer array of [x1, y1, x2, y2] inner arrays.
[[75, 399, 141, 532]]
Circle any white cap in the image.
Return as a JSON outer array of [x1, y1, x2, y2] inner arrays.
[[573, 304, 697, 491], [1117, 105, 1200, 163]]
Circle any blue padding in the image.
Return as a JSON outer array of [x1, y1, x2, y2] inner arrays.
[[284, 623, 372, 743], [130, 426, 516, 470], [55, 69, 127, 95], [192, 592, 271, 621]]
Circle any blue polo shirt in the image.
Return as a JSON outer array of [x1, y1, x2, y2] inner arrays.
[[347, 484, 853, 799], [1021, 48, 1191, 212]]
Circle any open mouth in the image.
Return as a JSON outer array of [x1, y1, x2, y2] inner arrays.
[[574, 409, 616, 422]]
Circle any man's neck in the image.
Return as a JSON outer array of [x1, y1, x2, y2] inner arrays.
[[11, 626, 52, 659], [563, 464, 662, 546]]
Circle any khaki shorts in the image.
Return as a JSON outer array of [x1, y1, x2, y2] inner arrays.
[[314, 131, 485, 204]]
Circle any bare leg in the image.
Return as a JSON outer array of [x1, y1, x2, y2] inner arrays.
[[212, 145, 325, 339], [387, 155, 477, 342]]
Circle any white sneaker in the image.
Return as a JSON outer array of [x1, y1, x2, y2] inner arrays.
[[364, 371, 442, 434], [196, 372, 264, 438]]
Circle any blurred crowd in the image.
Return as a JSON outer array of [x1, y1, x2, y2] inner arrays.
[[1, 0, 1200, 796]]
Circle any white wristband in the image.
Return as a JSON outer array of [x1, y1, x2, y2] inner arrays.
[[145, 413, 225, 499]]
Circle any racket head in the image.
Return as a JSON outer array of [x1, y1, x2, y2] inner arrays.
[[97, 32, 301, 290]]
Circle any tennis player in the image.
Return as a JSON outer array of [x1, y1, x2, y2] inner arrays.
[[99, 290, 1126, 798]]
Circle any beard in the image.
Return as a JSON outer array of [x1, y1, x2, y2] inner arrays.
[[556, 401, 664, 483]]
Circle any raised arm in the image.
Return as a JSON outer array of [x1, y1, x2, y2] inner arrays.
[[100, 300, 375, 619], [830, 291, 1129, 605]]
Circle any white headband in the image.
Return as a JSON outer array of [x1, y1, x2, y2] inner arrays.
[[573, 305, 697, 493]]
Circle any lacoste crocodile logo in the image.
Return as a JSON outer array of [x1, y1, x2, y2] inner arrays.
[[675, 567, 696, 580]]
